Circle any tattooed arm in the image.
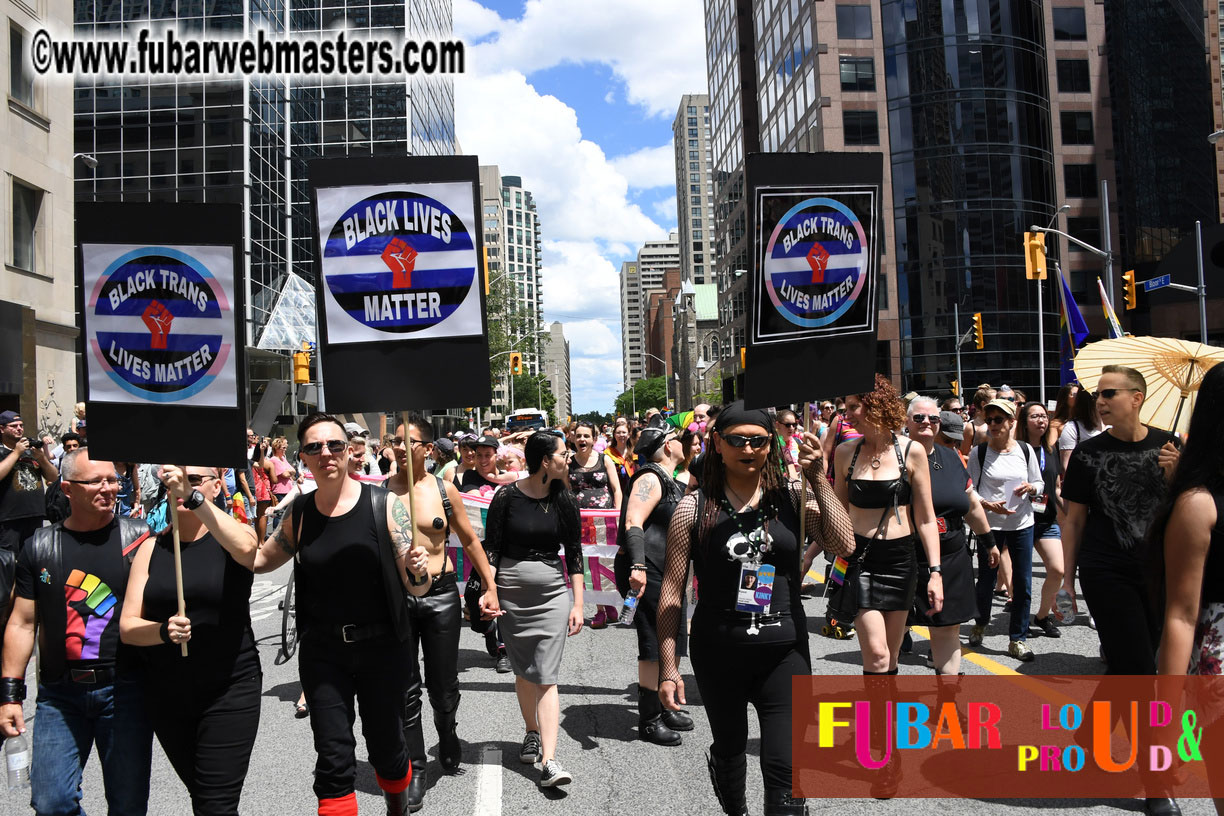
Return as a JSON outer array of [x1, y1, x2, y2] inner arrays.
[[623, 471, 663, 595], [253, 508, 297, 573], [389, 493, 432, 596]]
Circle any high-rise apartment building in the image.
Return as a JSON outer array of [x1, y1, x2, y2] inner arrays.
[[542, 321, 571, 422], [620, 232, 680, 390], [500, 175, 544, 374], [1, 0, 78, 433], [703, 0, 1218, 399], [672, 94, 715, 285], [73, 0, 456, 415]]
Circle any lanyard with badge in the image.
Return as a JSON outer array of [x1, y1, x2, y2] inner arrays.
[[722, 499, 778, 635]]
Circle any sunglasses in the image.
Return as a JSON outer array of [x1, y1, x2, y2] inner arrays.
[[1093, 388, 1140, 400], [721, 433, 771, 449], [186, 474, 217, 486], [301, 439, 348, 456], [780, 421, 798, 429], [985, 415, 1010, 425], [911, 414, 941, 424]]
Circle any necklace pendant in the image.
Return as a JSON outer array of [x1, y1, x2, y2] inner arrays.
[[870, 455, 882, 469], [746, 616, 760, 636]]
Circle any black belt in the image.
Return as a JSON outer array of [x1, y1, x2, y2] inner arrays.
[[714, 609, 787, 626], [315, 621, 394, 643], [67, 666, 117, 685]]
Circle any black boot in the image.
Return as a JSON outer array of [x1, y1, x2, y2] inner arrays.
[[384, 789, 409, 816], [661, 708, 695, 731], [764, 788, 808, 815], [402, 712, 427, 813], [433, 700, 461, 773], [639, 688, 682, 746], [707, 751, 750, 816]]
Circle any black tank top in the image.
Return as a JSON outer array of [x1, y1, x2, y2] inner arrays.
[[141, 532, 259, 685], [621, 463, 685, 569], [296, 485, 390, 626], [691, 491, 803, 646], [847, 435, 912, 509]]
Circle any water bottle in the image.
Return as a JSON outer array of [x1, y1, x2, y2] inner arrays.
[[620, 594, 639, 627], [1055, 588, 1076, 624], [7, 732, 30, 792]]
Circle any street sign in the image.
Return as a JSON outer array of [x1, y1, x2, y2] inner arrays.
[[1143, 274, 1171, 292]]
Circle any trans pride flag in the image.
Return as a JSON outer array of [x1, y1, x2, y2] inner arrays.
[[1056, 266, 1090, 385]]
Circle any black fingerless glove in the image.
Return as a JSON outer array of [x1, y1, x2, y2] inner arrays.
[[625, 526, 647, 567]]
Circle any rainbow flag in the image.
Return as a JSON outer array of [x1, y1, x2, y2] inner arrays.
[[830, 555, 849, 586], [1097, 277, 1124, 339], [1057, 266, 1089, 384]]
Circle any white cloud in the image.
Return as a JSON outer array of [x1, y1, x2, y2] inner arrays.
[[562, 320, 619, 358], [610, 144, 676, 190], [652, 195, 677, 224], [456, 71, 665, 246], [454, 0, 708, 117], [538, 240, 620, 320]]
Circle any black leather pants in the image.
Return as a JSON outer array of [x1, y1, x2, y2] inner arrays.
[[403, 573, 462, 759]]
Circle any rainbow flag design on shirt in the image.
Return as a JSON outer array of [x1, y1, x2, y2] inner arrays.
[[64, 570, 117, 661]]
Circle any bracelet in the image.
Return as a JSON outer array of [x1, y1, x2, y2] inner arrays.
[[631, 564, 647, 571], [408, 571, 428, 587], [159, 621, 171, 644], [0, 677, 27, 705]]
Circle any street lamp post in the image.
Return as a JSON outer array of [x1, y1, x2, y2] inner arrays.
[[643, 353, 671, 410]]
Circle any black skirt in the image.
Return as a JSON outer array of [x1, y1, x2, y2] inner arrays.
[[910, 536, 976, 626], [855, 533, 918, 612]]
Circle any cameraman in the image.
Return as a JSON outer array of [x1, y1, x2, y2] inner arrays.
[[0, 411, 58, 553]]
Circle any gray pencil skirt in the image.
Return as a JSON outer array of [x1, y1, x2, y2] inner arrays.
[[496, 557, 571, 684]]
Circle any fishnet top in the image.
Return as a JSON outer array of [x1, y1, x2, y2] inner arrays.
[[656, 463, 855, 684]]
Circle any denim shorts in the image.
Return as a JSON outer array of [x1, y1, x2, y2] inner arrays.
[[1033, 519, 1061, 541]]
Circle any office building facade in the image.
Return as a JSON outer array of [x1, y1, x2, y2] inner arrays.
[[542, 321, 571, 422], [620, 232, 680, 390], [672, 94, 715, 286]]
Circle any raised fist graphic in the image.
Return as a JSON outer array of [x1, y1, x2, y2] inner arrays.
[[381, 238, 418, 289], [143, 300, 174, 350], [807, 243, 831, 285]]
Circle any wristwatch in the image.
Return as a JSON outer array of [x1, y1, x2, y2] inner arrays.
[[928, 565, 943, 575], [182, 489, 206, 511]]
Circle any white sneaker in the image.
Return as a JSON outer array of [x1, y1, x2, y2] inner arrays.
[[539, 758, 573, 787]]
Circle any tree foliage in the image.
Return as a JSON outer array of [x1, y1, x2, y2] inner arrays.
[[573, 410, 615, 427], [614, 376, 667, 418]]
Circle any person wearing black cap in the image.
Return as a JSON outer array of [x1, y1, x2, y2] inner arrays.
[[614, 415, 691, 746], [460, 436, 503, 493], [658, 401, 854, 816]]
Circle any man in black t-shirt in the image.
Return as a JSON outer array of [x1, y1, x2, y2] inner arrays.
[[0, 410, 58, 552], [1062, 365, 1180, 679], [459, 435, 503, 493], [0, 447, 153, 815]]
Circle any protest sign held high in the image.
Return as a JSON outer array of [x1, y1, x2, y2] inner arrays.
[[743, 152, 883, 408], [77, 203, 247, 466], [309, 156, 492, 412]]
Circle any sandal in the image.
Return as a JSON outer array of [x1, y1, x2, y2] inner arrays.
[[294, 702, 310, 719]]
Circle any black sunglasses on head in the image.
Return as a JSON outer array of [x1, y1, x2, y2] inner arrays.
[[721, 433, 771, 449], [301, 439, 348, 456]]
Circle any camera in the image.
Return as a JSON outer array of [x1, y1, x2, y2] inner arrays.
[[26, 436, 43, 450]]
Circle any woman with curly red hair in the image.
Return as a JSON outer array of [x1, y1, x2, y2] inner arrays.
[[833, 375, 943, 679]]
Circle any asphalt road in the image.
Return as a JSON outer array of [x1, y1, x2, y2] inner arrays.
[[12, 558, 1218, 815]]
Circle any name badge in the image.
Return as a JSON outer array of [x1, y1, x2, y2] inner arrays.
[[736, 563, 775, 614]]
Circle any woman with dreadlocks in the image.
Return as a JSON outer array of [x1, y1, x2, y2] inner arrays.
[[657, 402, 854, 816]]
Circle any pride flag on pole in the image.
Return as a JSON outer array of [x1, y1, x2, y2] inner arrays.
[[1057, 266, 1090, 384], [1097, 277, 1125, 340]]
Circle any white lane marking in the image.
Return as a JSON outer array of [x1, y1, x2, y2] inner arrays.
[[473, 746, 502, 816]]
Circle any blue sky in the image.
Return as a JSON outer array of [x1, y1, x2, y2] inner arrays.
[[453, 0, 707, 414]]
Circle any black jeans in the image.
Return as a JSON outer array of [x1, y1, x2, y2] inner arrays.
[[689, 632, 810, 791], [300, 630, 412, 800], [146, 673, 261, 816], [403, 574, 462, 735], [1078, 552, 1159, 675]]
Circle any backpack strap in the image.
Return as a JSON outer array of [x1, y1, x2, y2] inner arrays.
[[976, 441, 989, 474], [435, 475, 453, 539]]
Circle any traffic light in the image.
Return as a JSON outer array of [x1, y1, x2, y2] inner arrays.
[[972, 312, 984, 350], [950, 379, 959, 398], [1123, 269, 1137, 310], [292, 351, 310, 384], [509, 351, 523, 375], [740, 347, 747, 369], [1024, 231, 1047, 281]]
